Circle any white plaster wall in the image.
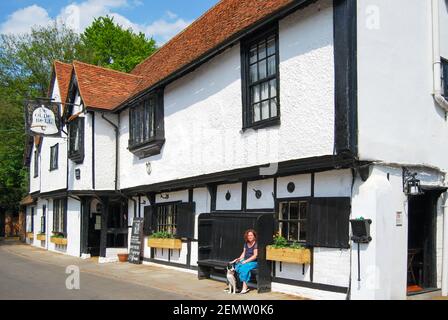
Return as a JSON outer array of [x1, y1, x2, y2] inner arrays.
[[271, 281, 346, 300], [29, 145, 40, 194], [247, 179, 275, 209], [216, 183, 242, 211], [68, 93, 92, 191], [156, 190, 188, 204], [439, 0, 448, 59], [94, 113, 117, 190], [277, 174, 312, 199], [350, 166, 409, 300], [40, 78, 68, 193], [119, 0, 335, 190], [193, 187, 210, 240], [357, 0, 448, 172], [66, 198, 81, 257], [314, 169, 353, 198]]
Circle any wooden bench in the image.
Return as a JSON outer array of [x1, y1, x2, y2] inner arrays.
[[198, 259, 264, 293]]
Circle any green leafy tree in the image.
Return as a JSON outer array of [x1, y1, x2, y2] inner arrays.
[[81, 16, 157, 72], [0, 22, 90, 211]]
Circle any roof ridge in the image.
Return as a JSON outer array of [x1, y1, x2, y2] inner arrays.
[[73, 60, 144, 79], [54, 60, 72, 67], [131, 0, 225, 74]]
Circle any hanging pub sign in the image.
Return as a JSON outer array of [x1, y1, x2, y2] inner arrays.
[[24, 100, 62, 137]]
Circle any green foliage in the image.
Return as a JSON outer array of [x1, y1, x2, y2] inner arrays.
[[150, 231, 175, 239], [0, 18, 157, 212], [81, 16, 157, 73], [271, 234, 304, 250], [0, 23, 89, 211], [51, 232, 65, 239]]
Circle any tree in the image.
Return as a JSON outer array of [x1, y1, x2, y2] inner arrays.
[[0, 22, 90, 211], [81, 16, 157, 73]]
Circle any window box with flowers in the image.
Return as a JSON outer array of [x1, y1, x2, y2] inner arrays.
[[50, 232, 68, 246], [266, 234, 311, 265], [36, 233, 46, 241], [26, 232, 34, 240], [147, 231, 182, 250]]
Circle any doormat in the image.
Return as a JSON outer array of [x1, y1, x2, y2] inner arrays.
[[407, 285, 423, 293]]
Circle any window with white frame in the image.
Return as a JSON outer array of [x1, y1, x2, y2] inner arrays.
[[53, 198, 67, 235], [278, 200, 308, 243], [242, 25, 280, 129], [50, 144, 59, 171]]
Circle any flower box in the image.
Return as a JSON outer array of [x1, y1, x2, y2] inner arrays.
[[36, 234, 46, 241], [148, 238, 182, 250], [51, 237, 68, 246], [26, 232, 34, 240], [266, 246, 311, 265]]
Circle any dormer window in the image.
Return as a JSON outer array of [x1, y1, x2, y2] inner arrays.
[[128, 90, 165, 159]]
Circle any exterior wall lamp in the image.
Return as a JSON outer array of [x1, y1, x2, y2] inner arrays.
[[403, 168, 423, 196]]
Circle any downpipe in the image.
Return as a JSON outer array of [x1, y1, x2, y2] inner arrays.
[[432, 0, 448, 112], [443, 198, 448, 296]]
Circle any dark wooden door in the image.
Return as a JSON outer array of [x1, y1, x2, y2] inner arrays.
[[88, 212, 102, 256]]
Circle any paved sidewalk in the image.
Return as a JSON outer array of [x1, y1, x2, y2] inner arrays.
[[0, 242, 304, 300]]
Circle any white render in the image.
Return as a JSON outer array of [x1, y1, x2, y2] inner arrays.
[[24, 0, 448, 300], [357, 0, 448, 171], [118, 1, 335, 190]]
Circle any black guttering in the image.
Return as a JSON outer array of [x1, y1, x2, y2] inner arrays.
[[114, 0, 317, 112], [91, 111, 95, 190], [123, 155, 369, 195], [333, 0, 358, 157]]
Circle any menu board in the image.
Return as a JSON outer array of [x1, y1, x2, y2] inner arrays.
[[128, 218, 144, 264]]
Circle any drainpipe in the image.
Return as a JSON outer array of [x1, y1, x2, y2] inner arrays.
[[443, 195, 448, 296], [101, 113, 119, 191], [432, 0, 448, 112]]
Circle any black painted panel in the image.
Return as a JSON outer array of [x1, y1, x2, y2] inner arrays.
[[176, 202, 196, 239], [307, 197, 351, 249]]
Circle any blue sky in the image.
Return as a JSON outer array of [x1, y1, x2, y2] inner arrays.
[[0, 0, 219, 44]]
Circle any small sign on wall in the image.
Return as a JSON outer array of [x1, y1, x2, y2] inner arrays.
[[396, 212, 403, 227]]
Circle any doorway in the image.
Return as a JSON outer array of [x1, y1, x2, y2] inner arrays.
[[407, 191, 441, 294]]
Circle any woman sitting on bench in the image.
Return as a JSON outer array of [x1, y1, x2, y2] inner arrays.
[[230, 229, 258, 294]]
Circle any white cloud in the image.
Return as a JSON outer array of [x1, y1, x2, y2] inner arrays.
[[0, 5, 52, 35], [0, 1, 191, 45]]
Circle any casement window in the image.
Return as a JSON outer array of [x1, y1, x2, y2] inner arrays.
[[53, 198, 67, 235], [30, 207, 35, 233], [68, 117, 84, 164], [144, 202, 196, 239], [442, 58, 448, 98], [33, 150, 39, 178], [41, 205, 46, 234], [128, 91, 165, 159], [241, 25, 280, 129], [50, 144, 59, 171], [276, 197, 351, 249], [278, 200, 308, 243]]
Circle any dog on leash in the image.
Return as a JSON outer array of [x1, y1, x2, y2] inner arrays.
[[226, 263, 238, 294]]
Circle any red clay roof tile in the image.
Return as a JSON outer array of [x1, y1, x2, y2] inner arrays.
[[73, 61, 143, 111], [128, 0, 294, 103]]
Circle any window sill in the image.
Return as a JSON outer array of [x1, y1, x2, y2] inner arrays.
[[242, 117, 280, 132], [129, 138, 165, 159]]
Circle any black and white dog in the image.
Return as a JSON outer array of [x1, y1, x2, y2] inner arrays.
[[226, 263, 238, 294]]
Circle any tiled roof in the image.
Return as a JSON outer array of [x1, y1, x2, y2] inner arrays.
[[73, 61, 143, 111], [128, 0, 295, 103], [53, 61, 73, 105]]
